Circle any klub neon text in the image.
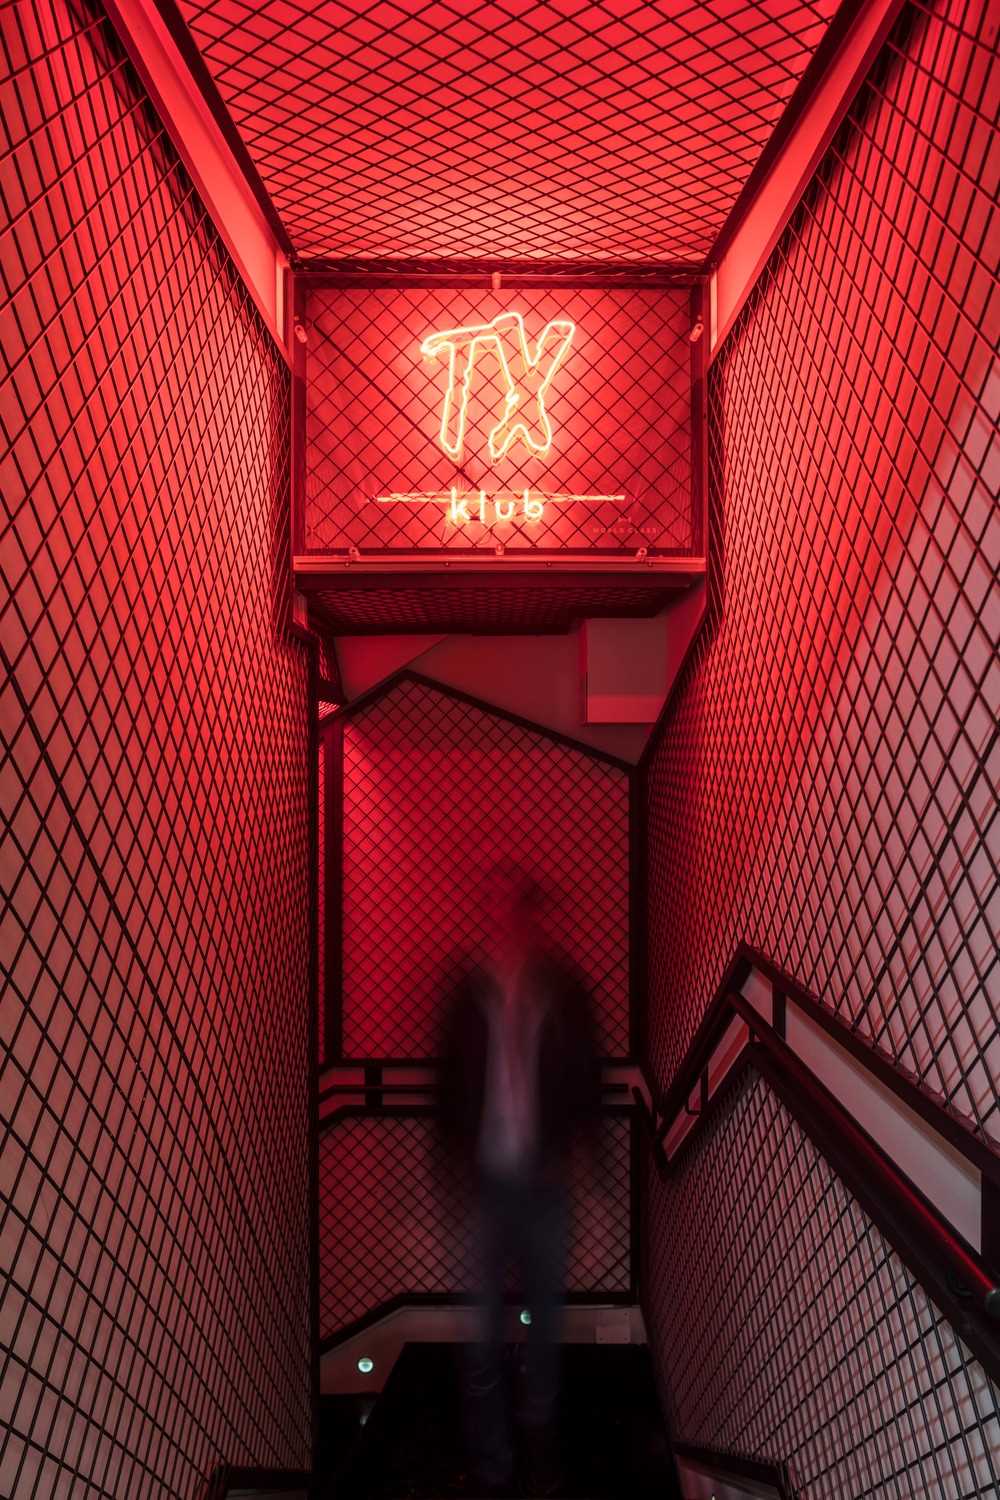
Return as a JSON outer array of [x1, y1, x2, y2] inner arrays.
[[376, 490, 624, 525]]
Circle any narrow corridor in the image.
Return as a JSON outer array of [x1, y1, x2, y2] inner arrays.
[[2, 1, 997, 1497]]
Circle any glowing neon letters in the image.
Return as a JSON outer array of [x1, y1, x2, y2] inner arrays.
[[420, 311, 575, 461], [375, 489, 625, 526]]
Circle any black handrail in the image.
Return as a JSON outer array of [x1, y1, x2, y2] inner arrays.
[[672, 1441, 795, 1499], [318, 1073, 632, 1113], [654, 944, 1000, 1185], [636, 949, 1000, 1386]]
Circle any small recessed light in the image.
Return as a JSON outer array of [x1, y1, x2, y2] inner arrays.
[[519, 1309, 532, 1326], [357, 1356, 374, 1374]]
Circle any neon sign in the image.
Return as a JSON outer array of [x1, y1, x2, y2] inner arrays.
[[377, 489, 624, 525], [370, 308, 625, 531], [420, 311, 575, 461]]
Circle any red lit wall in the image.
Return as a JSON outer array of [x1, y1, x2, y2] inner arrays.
[[647, 0, 998, 1141], [643, 0, 1000, 1485], [316, 674, 634, 1340], [2, 5, 311, 1496], [646, 1073, 1000, 1490], [334, 676, 631, 1060]]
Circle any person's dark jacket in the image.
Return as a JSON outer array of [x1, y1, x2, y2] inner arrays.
[[437, 949, 602, 1176]]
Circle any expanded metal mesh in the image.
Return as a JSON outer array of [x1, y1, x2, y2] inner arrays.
[[319, 1111, 632, 1340], [646, 0, 1000, 1143], [1, 3, 310, 1497], [303, 285, 693, 558], [175, 0, 837, 261], [317, 738, 327, 1064], [305, 578, 676, 634], [644, 1072, 1000, 1498], [336, 676, 630, 1060]]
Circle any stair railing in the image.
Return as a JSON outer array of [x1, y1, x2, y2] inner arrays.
[[635, 942, 1000, 1385]]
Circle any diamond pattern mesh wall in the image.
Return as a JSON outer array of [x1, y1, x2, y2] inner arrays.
[[644, 1073, 1000, 1497], [317, 739, 327, 1063], [303, 285, 693, 558], [1, 3, 311, 1496], [335, 676, 630, 1060], [305, 579, 677, 635], [646, 0, 999, 1144], [175, 0, 837, 261], [319, 1111, 632, 1340]]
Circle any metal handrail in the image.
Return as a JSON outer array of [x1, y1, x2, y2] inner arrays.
[[635, 951, 1000, 1385], [318, 1072, 631, 1115]]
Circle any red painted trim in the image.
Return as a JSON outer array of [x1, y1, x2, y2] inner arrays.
[[294, 258, 705, 288], [638, 945, 1000, 1381], [689, 282, 709, 558], [150, 0, 293, 256], [741, 945, 1000, 1187], [707, 0, 870, 267], [290, 275, 307, 558], [708, 0, 908, 356]]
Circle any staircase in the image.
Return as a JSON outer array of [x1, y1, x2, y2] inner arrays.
[[315, 1343, 682, 1499]]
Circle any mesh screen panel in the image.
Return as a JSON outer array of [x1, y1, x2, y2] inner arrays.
[[306, 579, 676, 634], [645, 1072, 1000, 1497], [303, 285, 693, 558], [175, 0, 837, 261], [1, 3, 310, 1496], [646, 0, 999, 1142], [318, 739, 327, 1064], [319, 1112, 632, 1340], [337, 676, 630, 1059]]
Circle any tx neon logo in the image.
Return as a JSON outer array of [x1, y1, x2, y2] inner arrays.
[[420, 311, 575, 462]]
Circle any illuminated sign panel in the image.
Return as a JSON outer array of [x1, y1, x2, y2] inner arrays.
[[304, 286, 693, 557]]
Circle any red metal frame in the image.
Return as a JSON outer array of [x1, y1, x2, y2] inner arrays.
[[291, 267, 706, 571], [288, 265, 708, 634], [708, 0, 907, 355]]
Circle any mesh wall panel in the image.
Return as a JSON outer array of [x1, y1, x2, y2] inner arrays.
[[319, 1112, 632, 1339], [646, 0, 999, 1143], [304, 285, 693, 558], [1, 4, 310, 1496], [337, 676, 630, 1059], [317, 739, 326, 1064], [175, 0, 837, 261], [307, 579, 676, 635], [645, 1073, 1000, 1497]]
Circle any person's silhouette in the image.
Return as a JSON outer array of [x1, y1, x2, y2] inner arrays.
[[439, 865, 601, 1493]]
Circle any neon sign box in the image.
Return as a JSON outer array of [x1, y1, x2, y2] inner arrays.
[[304, 286, 694, 557]]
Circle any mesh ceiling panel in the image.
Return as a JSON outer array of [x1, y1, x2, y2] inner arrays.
[[175, 0, 838, 261], [305, 578, 677, 633], [303, 285, 693, 557], [1, 2, 310, 1495], [335, 676, 630, 1059], [645, 1073, 1000, 1497], [319, 1111, 632, 1339], [645, 0, 1000, 1142]]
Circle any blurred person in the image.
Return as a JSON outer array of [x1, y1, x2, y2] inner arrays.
[[438, 864, 602, 1495]]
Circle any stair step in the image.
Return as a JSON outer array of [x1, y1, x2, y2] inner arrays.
[[318, 1342, 681, 1499]]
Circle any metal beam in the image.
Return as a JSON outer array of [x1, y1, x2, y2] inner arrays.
[[102, 0, 291, 356], [708, 0, 906, 360]]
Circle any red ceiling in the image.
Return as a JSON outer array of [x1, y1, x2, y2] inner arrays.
[[175, 0, 840, 262]]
